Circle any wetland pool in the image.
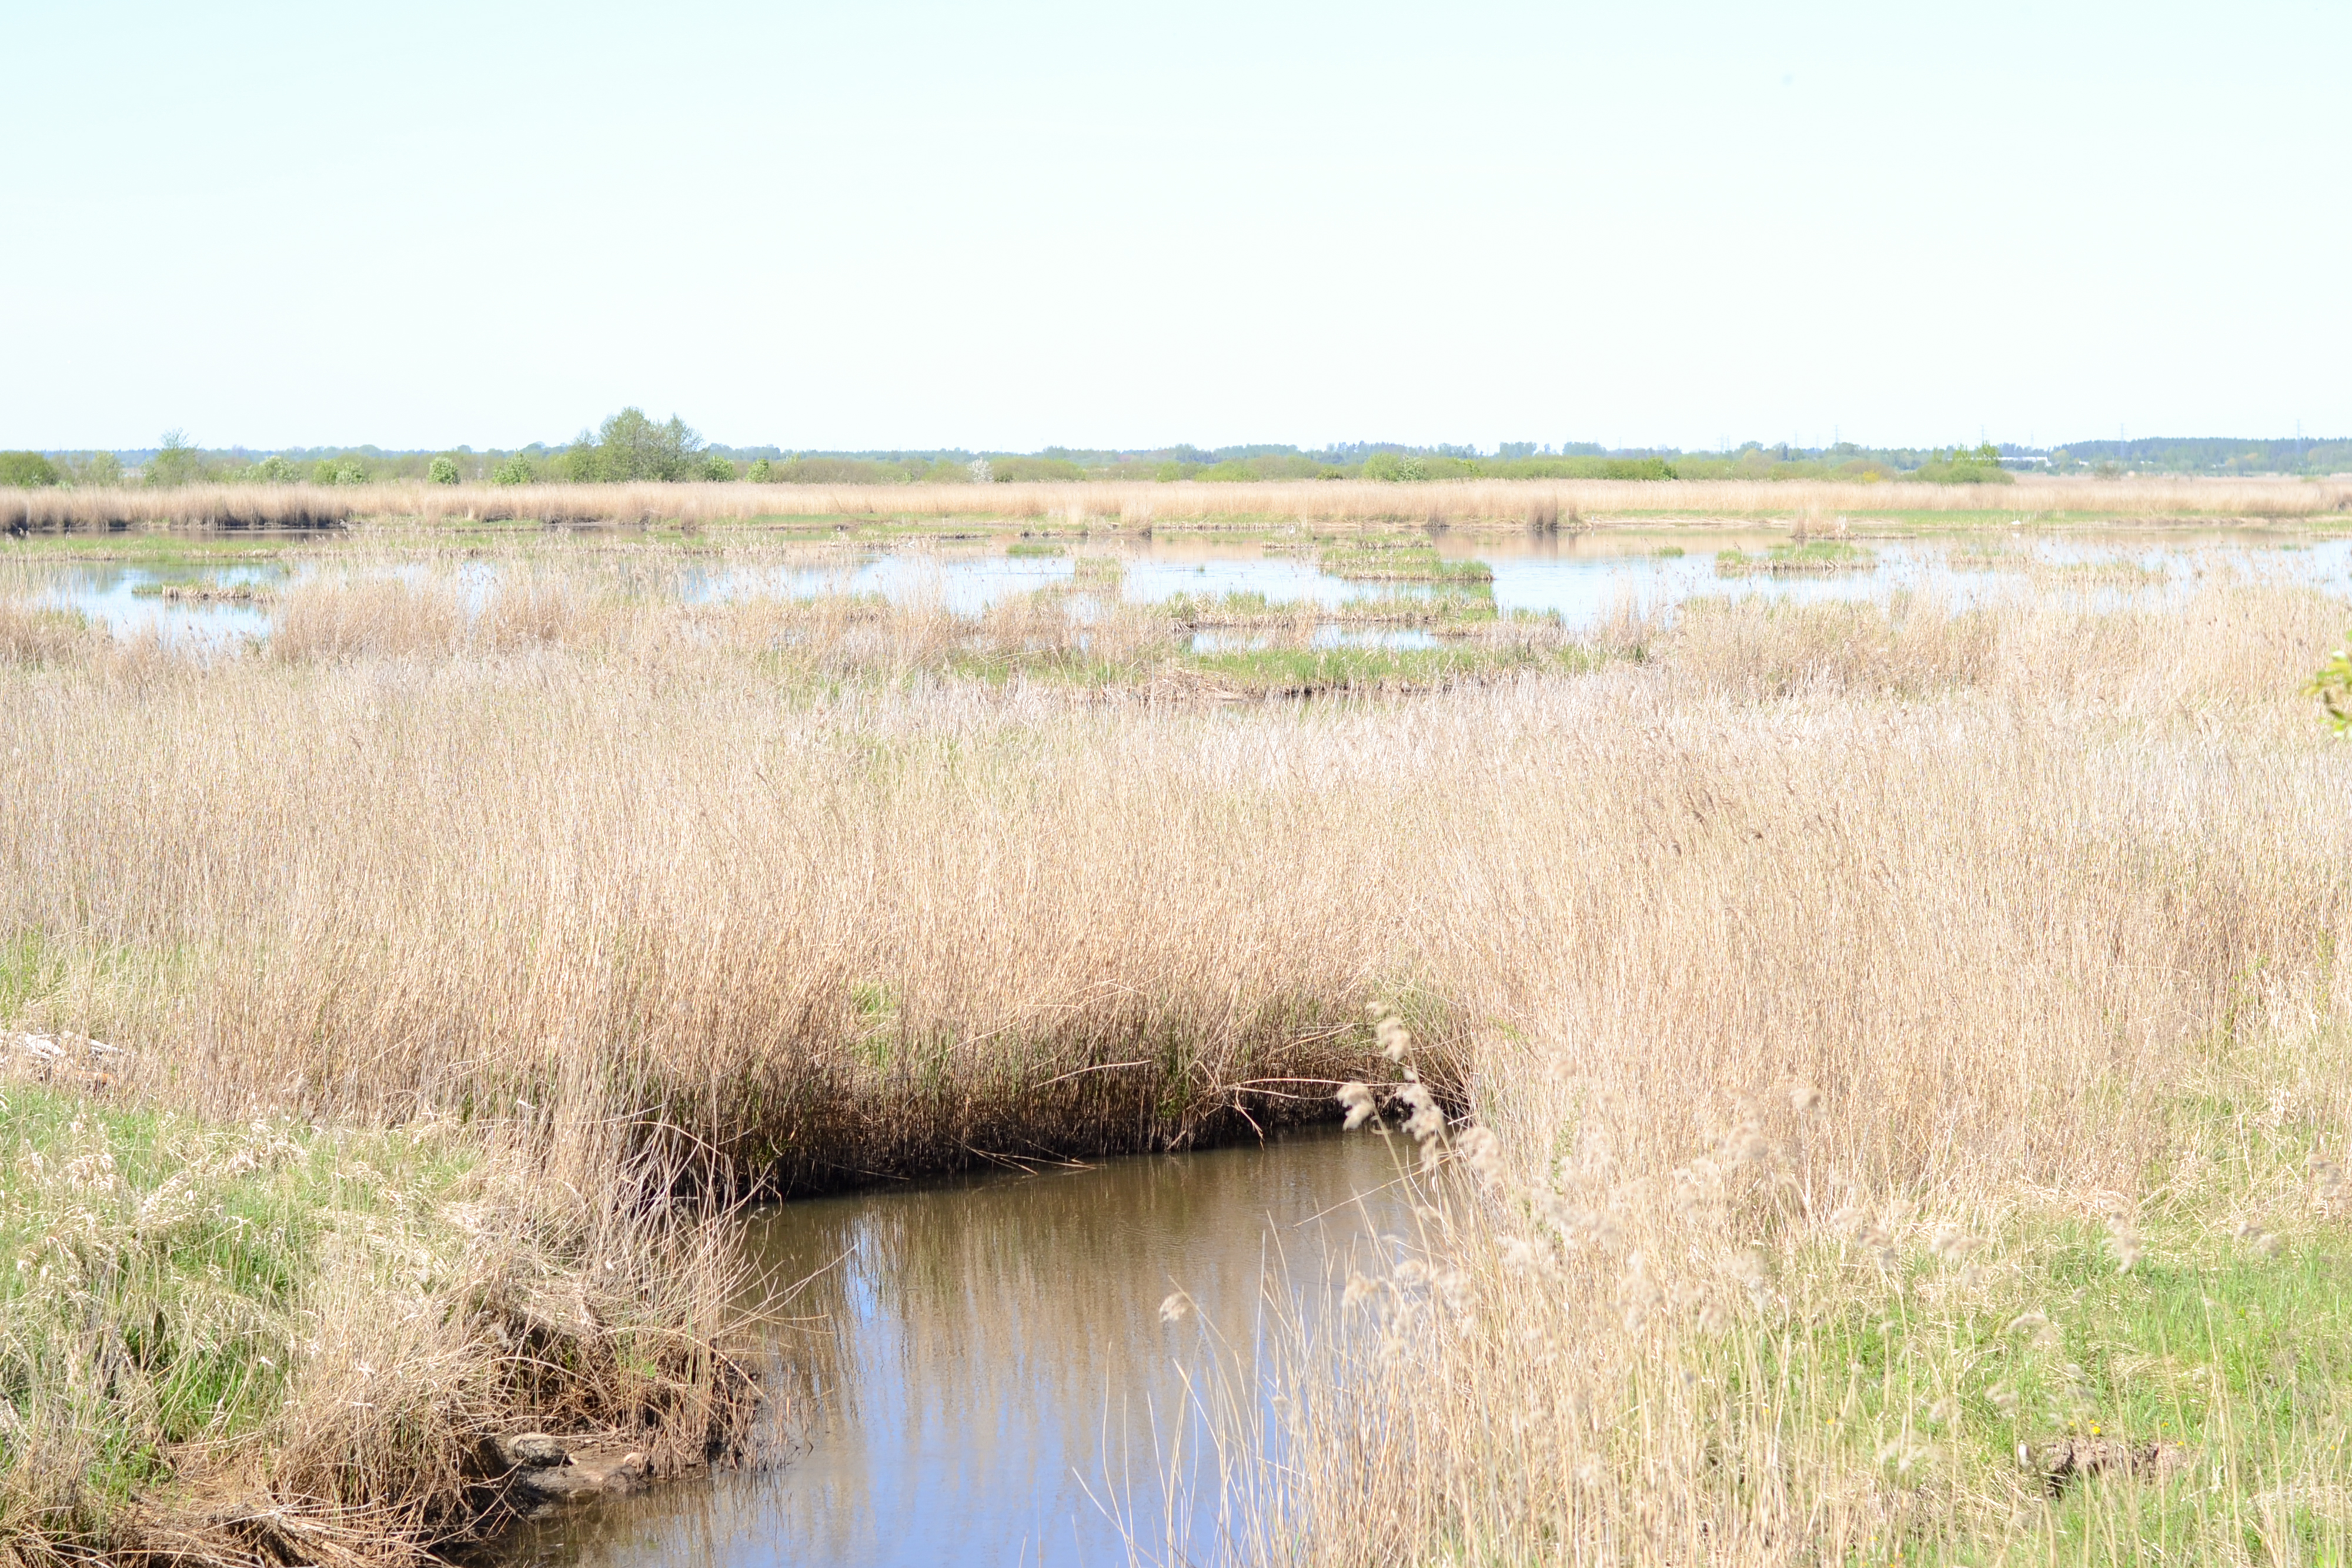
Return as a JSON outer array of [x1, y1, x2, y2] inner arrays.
[[17, 529, 2352, 646], [493, 1129, 1410, 1568]]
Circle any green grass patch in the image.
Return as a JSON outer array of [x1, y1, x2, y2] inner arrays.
[[1692, 1202, 2352, 1563], [1159, 587, 1498, 627], [1317, 545, 1495, 583], [1184, 640, 1565, 692], [125, 579, 273, 602], [0, 1084, 477, 1516], [1715, 540, 1877, 576]]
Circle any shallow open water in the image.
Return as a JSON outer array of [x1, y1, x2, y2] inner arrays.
[[20, 529, 2352, 647], [493, 1131, 1409, 1568]]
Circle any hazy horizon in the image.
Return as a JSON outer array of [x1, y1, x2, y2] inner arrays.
[[34, 432, 2352, 464]]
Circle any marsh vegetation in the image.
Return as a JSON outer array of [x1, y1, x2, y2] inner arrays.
[[3, 507, 2351, 1564], [8, 472, 2352, 537]]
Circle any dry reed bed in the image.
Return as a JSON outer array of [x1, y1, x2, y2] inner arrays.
[[2, 580, 2342, 1178], [6, 570, 2352, 1562], [253, 559, 1569, 687], [10, 473, 2352, 533], [1188, 597, 2352, 1562]]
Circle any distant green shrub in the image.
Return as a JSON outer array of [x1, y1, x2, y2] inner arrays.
[[313, 458, 369, 486], [490, 455, 535, 486], [0, 452, 58, 487], [1588, 457, 1676, 481], [987, 456, 1086, 483], [771, 456, 903, 484], [747, 457, 773, 483], [1362, 453, 1431, 482], [144, 430, 208, 488], [56, 452, 123, 487], [554, 439, 606, 484], [701, 454, 737, 482], [427, 456, 460, 485], [1481, 456, 1677, 481], [248, 455, 300, 484], [593, 408, 703, 482], [1907, 443, 2014, 485], [1197, 454, 1328, 483]]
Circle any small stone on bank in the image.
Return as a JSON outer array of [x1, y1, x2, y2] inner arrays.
[[489, 1432, 569, 1470]]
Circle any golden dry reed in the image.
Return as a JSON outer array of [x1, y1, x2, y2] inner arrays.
[[5, 547, 2352, 1562], [1172, 597, 2352, 1563], [8, 472, 2352, 532]]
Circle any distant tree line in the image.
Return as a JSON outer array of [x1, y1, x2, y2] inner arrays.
[[489, 409, 739, 486], [6, 422, 2346, 490], [2042, 436, 2352, 476]]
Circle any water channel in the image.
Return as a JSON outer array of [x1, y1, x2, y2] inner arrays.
[[494, 1131, 1411, 1568]]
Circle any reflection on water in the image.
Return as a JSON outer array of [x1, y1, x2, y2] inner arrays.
[[27, 563, 281, 643], [496, 1131, 1409, 1568], [18, 530, 2352, 643]]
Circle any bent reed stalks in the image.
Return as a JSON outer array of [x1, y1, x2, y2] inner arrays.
[[4, 539, 2350, 1561]]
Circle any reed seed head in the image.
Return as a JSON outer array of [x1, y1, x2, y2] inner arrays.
[[1931, 1225, 1983, 1265], [2106, 1218, 2143, 1273], [1457, 1125, 1505, 1186], [1726, 1247, 1770, 1292], [2006, 1309, 2062, 1349]]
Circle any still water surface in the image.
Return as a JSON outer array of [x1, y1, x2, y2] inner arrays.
[[22, 530, 2352, 645], [497, 1131, 1408, 1568]]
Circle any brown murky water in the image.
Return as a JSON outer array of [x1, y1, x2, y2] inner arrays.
[[494, 1129, 1409, 1568]]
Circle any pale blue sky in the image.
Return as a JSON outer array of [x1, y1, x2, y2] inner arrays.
[[5, 1, 2346, 453]]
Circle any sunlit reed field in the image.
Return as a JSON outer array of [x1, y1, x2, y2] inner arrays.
[[3, 530, 2351, 1563], [7, 473, 2352, 533]]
